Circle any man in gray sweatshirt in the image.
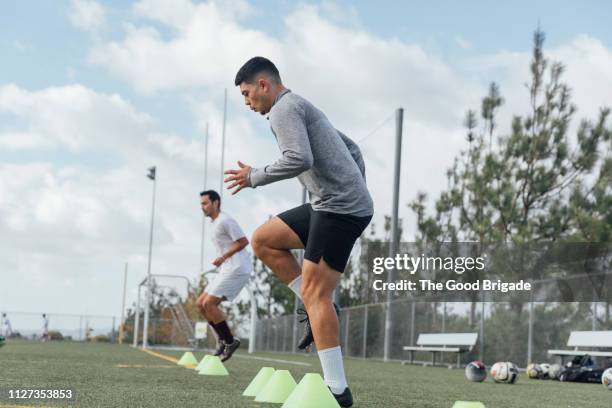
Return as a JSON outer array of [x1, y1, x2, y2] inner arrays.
[[225, 57, 373, 407]]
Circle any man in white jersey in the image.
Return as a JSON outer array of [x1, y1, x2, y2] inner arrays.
[[196, 190, 251, 362]]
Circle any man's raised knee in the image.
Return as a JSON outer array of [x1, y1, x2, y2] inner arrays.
[[251, 227, 267, 258]]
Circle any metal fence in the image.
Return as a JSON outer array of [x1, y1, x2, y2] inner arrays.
[[253, 298, 612, 367], [0, 312, 219, 349]]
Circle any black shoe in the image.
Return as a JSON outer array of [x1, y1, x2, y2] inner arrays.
[[331, 387, 353, 407], [297, 303, 340, 350], [213, 341, 225, 356], [220, 338, 240, 362]]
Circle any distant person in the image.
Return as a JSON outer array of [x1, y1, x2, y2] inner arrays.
[[196, 190, 252, 362], [41, 314, 49, 342], [1, 313, 12, 337]]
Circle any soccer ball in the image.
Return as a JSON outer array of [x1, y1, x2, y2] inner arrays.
[[490, 362, 519, 384], [538, 363, 551, 379], [526, 363, 541, 379], [465, 360, 487, 382], [548, 364, 562, 380], [602, 368, 612, 390]]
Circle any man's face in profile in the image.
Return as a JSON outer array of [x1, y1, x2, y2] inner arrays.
[[239, 79, 271, 115]]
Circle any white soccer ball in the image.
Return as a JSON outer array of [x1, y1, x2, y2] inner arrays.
[[490, 362, 519, 384], [602, 368, 612, 390], [548, 364, 562, 380], [526, 363, 541, 379], [538, 363, 551, 379], [465, 360, 487, 382]]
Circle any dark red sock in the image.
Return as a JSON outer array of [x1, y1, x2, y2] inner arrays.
[[214, 320, 234, 344]]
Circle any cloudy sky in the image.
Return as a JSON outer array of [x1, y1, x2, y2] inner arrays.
[[1, 0, 611, 327]]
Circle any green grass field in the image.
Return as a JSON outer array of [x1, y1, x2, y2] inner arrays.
[[0, 340, 609, 407]]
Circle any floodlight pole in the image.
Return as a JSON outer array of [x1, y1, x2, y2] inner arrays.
[[119, 262, 128, 344], [249, 285, 257, 354], [201, 122, 209, 274], [383, 108, 403, 361], [479, 297, 485, 360], [142, 166, 157, 349], [527, 291, 534, 364], [220, 89, 227, 197]]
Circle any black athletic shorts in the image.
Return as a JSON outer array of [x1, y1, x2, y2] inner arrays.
[[277, 204, 372, 273]]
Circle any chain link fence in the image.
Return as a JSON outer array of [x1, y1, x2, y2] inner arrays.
[[0, 311, 117, 342], [253, 296, 612, 367]]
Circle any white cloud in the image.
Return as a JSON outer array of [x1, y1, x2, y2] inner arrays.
[[551, 35, 612, 119], [454, 35, 472, 50], [11, 40, 29, 52], [89, 1, 280, 94], [0, 82, 302, 317], [68, 0, 106, 32], [0, 84, 154, 152]]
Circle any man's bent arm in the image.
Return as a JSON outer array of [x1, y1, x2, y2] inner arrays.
[[221, 237, 249, 260]]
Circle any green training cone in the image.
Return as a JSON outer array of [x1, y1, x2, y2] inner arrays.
[[254, 369, 297, 403], [195, 355, 213, 371], [243, 367, 275, 397], [177, 352, 198, 367], [197, 355, 229, 376], [281, 373, 340, 408], [452, 402, 486, 408]]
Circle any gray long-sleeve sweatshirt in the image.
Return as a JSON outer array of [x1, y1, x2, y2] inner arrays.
[[249, 89, 374, 217]]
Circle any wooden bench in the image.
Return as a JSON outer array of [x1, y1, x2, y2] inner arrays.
[[548, 330, 612, 364], [403, 332, 478, 368]]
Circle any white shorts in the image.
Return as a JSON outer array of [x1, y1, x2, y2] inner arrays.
[[206, 270, 250, 302]]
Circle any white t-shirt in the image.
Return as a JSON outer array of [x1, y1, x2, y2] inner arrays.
[[210, 212, 251, 275]]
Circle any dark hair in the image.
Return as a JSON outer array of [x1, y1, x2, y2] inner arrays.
[[234, 56, 281, 86], [200, 190, 221, 207]]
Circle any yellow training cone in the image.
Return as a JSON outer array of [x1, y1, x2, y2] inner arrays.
[[195, 355, 213, 371], [282, 373, 340, 408], [452, 402, 486, 408], [254, 370, 297, 403], [177, 352, 198, 368], [197, 355, 229, 376], [243, 367, 275, 397]]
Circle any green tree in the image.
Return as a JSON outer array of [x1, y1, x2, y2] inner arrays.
[[409, 29, 611, 363]]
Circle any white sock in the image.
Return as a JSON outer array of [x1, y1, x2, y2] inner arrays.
[[318, 345, 348, 394], [288, 275, 302, 299]]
